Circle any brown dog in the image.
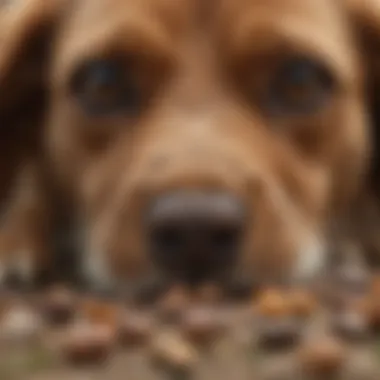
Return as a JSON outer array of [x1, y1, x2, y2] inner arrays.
[[333, 0, 380, 267], [0, 0, 375, 297], [0, 0, 61, 287], [0, 1, 38, 205]]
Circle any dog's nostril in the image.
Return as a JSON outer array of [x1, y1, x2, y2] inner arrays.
[[210, 226, 241, 252], [151, 225, 186, 253], [146, 191, 245, 282]]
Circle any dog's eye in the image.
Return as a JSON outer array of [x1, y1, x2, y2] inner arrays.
[[264, 58, 334, 116], [71, 60, 141, 116]]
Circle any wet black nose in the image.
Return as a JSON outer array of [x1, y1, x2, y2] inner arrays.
[[146, 191, 245, 284]]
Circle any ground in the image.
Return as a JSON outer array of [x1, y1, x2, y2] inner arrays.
[[1, 278, 380, 380]]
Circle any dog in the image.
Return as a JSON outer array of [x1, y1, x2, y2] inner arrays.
[[0, 162, 53, 288], [333, 0, 380, 268], [0, 0, 62, 288], [0, 0, 375, 298]]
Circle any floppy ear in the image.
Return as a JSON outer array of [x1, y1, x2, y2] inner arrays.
[[0, 0, 67, 203], [0, 0, 81, 288], [0, 0, 67, 123], [343, 0, 380, 192], [338, 0, 380, 264]]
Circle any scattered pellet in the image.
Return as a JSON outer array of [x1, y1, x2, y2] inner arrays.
[[157, 285, 192, 323], [299, 336, 347, 376], [42, 286, 76, 326], [149, 329, 198, 378], [255, 288, 291, 318], [180, 306, 225, 346], [287, 289, 317, 319], [118, 309, 154, 347], [256, 316, 302, 351], [60, 322, 115, 365], [331, 309, 369, 342], [0, 303, 42, 345], [80, 298, 120, 327]]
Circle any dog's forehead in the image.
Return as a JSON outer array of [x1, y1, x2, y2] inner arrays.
[[65, 0, 192, 33], [217, 0, 348, 32], [219, 0, 339, 17], [55, 0, 355, 86], [67, 0, 344, 34]]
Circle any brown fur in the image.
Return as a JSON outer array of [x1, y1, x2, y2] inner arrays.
[[334, 0, 380, 267], [0, 0, 65, 286], [0, 0, 375, 293]]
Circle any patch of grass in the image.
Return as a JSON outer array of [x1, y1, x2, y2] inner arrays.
[[373, 339, 380, 359], [0, 344, 58, 380]]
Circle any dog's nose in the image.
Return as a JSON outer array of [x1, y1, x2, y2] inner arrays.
[[146, 191, 245, 284]]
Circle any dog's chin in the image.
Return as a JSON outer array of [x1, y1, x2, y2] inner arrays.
[[78, 238, 327, 303]]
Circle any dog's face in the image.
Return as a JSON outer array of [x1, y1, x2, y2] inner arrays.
[[0, 0, 372, 294], [45, 0, 370, 292]]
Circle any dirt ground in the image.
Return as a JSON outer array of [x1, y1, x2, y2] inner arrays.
[[0, 301, 255, 380], [2, 280, 380, 380]]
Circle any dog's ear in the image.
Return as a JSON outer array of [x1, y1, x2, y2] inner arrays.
[[338, 0, 380, 264], [343, 0, 380, 76], [343, 0, 380, 192], [0, 0, 67, 203], [0, 1, 74, 286], [0, 0, 67, 120]]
